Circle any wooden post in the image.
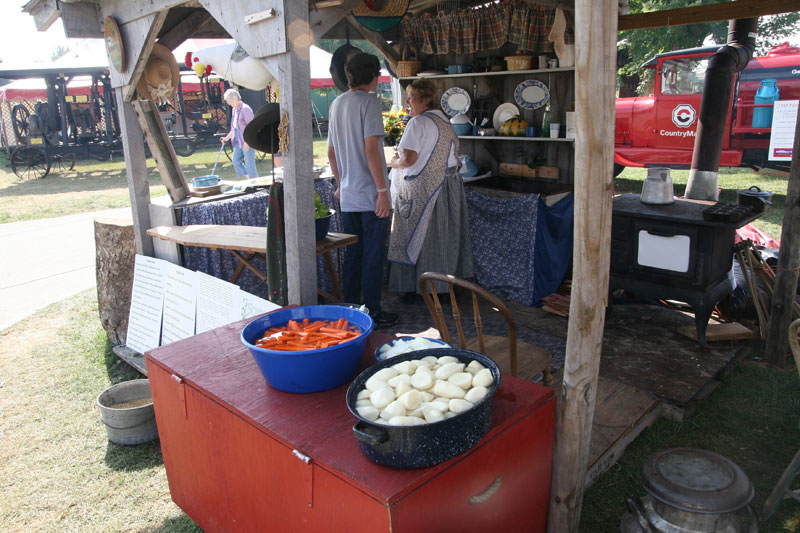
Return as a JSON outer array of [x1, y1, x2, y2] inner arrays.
[[547, 1, 618, 531], [275, 2, 318, 305], [764, 108, 800, 365], [116, 91, 154, 257]]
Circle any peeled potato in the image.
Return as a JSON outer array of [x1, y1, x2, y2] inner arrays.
[[357, 405, 379, 421], [422, 404, 445, 423], [465, 385, 489, 404], [355, 399, 371, 407], [395, 380, 413, 397], [356, 389, 371, 400], [388, 416, 425, 426], [437, 355, 459, 365], [449, 398, 474, 414], [410, 371, 434, 390], [473, 368, 494, 388], [370, 387, 395, 409], [435, 362, 465, 380], [421, 356, 438, 366], [398, 389, 423, 410], [372, 368, 399, 382], [381, 400, 406, 419], [391, 361, 415, 375], [433, 381, 466, 399], [448, 372, 473, 390], [466, 360, 486, 376], [387, 374, 411, 388], [365, 376, 388, 392]]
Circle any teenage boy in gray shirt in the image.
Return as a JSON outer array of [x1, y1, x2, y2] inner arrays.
[[327, 53, 398, 329]]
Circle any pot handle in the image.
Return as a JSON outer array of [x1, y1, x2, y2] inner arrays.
[[748, 185, 763, 192], [760, 197, 773, 205], [625, 498, 653, 531], [352, 422, 389, 446]]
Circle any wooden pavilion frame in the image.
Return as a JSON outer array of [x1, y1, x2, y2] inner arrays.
[[23, 0, 799, 529]]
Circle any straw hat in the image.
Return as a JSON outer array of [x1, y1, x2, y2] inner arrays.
[[136, 43, 180, 105], [352, 0, 409, 32], [243, 103, 281, 154]]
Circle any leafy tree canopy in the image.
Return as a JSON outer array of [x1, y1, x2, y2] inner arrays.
[[619, 1, 800, 93]]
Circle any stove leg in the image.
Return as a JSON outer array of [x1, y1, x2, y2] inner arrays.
[[693, 303, 713, 346]]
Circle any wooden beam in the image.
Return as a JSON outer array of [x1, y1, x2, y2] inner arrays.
[[310, 0, 363, 42], [115, 93, 154, 257], [158, 9, 214, 50], [764, 108, 800, 366], [120, 11, 169, 101], [61, 2, 103, 38], [96, 0, 185, 26], [265, 5, 319, 305], [547, 0, 617, 531], [344, 14, 400, 69], [199, 0, 286, 59], [618, 0, 800, 31], [25, 0, 60, 32]]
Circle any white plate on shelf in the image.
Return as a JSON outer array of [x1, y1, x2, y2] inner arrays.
[[514, 79, 550, 110], [441, 87, 471, 117], [492, 102, 520, 131]]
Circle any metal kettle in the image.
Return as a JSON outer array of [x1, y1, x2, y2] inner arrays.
[[640, 168, 675, 205]]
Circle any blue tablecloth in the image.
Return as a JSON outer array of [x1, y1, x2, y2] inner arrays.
[[465, 188, 573, 306], [179, 179, 341, 299]]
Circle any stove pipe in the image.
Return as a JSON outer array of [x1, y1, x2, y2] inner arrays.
[[685, 18, 757, 200]]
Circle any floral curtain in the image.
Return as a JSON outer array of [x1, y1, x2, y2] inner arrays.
[[400, 1, 574, 56]]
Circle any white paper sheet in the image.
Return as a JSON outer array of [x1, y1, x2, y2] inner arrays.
[[768, 100, 798, 161], [239, 291, 281, 320], [195, 271, 241, 333], [161, 263, 197, 345], [125, 255, 166, 354]]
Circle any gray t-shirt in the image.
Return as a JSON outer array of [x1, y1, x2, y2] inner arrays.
[[327, 90, 389, 212]]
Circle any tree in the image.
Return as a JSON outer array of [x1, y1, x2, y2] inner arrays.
[[50, 44, 70, 62], [618, 0, 800, 94]]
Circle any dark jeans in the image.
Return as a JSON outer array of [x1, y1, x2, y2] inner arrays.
[[341, 211, 388, 315]]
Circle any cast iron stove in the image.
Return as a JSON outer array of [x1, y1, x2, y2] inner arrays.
[[610, 194, 761, 345]]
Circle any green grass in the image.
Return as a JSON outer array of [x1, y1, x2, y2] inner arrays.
[[615, 166, 788, 239], [581, 355, 800, 532], [0, 139, 331, 224], [0, 290, 202, 532]]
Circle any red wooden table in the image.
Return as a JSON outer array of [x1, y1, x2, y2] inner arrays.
[[146, 315, 556, 532]]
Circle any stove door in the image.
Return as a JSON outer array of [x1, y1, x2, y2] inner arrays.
[[631, 222, 701, 284]]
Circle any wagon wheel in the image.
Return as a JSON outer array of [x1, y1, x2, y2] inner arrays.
[[51, 153, 76, 172], [10, 146, 50, 180], [11, 104, 30, 143], [172, 138, 196, 157]]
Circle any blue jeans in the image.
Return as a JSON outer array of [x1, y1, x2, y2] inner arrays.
[[232, 142, 258, 178], [342, 211, 388, 315]]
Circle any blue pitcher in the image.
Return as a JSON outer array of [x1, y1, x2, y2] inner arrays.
[[752, 78, 779, 128]]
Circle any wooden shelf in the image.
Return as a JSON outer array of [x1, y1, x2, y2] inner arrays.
[[399, 67, 575, 81], [459, 135, 574, 142]]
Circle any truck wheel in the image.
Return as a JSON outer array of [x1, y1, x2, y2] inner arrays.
[[613, 164, 625, 177]]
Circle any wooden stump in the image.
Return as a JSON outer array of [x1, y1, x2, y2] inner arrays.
[[95, 217, 135, 345]]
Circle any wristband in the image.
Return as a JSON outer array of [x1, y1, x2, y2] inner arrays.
[[376, 187, 388, 193]]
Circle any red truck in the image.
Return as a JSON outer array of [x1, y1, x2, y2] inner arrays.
[[614, 42, 800, 175]]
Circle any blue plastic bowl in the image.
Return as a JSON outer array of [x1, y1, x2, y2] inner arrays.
[[374, 336, 451, 361], [192, 175, 220, 187], [241, 305, 374, 393]]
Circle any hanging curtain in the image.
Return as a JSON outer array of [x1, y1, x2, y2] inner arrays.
[[400, 1, 574, 56]]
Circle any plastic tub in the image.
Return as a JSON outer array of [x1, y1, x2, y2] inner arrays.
[[241, 305, 374, 393]]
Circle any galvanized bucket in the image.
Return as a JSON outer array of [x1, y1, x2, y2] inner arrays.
[[96, 379, 158, 446]]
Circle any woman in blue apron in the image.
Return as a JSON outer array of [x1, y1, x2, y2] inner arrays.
[[388, 79, 473, 303]]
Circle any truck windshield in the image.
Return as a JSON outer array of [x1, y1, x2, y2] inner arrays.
[[661, 58, 708, 95]]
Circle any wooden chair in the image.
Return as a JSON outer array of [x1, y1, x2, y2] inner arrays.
[[418, 272, 552, 386], [761, 318, 800, 522]]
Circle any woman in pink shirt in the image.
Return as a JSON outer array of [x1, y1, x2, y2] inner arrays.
[[221, 88, 258, 179]]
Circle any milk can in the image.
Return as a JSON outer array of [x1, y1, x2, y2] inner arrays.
[[620, 448, 757, 532]]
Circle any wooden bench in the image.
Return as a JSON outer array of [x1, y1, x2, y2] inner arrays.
[[147, 225, 357, 303]]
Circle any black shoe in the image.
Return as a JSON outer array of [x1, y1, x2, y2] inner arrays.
[[401, 292, 418, 305], [371, 311, 399, 329]]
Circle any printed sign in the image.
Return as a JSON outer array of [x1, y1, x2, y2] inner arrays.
[[768, 100, 798, 161]]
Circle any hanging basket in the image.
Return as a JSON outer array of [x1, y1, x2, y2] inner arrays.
[[396, 45, 422, 77]]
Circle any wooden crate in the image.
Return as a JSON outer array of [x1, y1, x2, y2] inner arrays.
[[146, 321, 557, 532]]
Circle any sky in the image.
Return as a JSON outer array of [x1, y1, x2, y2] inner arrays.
[[0, 4, 83, 66]]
